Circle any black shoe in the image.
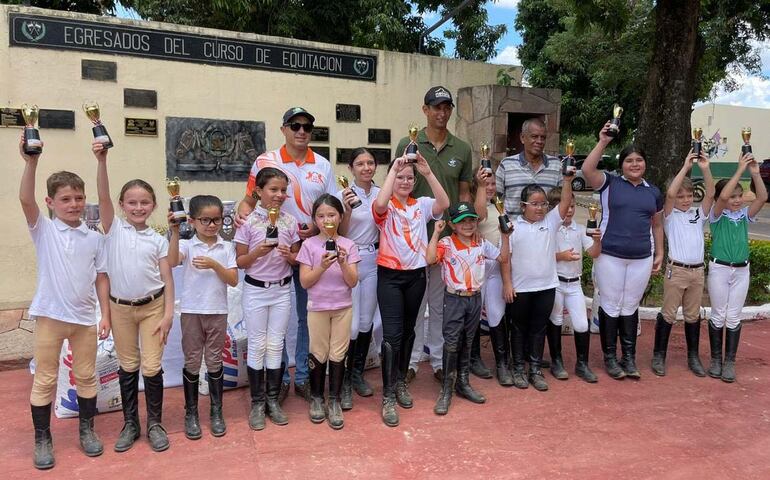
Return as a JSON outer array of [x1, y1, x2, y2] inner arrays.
[[721, 324, 741, 383], [207, 368, 226, 437], [308, 354, 326, 423], [574, 331, 598, 383], [489, 324, 514, 386], [455, 370, 486, 404], [295, 381, 311, 402], [266, 367, 289, 425], [707, 321, 724, 378], [619, 312, 641, 379], [144, 371, 169, 452], [395, 380, 413, 408], [115, 369, 141, 452], [651, 313, 672, 376], [351, 329, 374, 397], [247, 367, 266, 430], [278, 381, 290, 406], [434, 348, 458, 415], [182, 370, 202, 440], [528, 369, 549, 391], [31, 403, 55, 470], [399, 331, 418, 403], [546, 321, 568, 380], [341, 341, 354, 411], [684, 321, 706, 377], [599, 308, 626, 380], [77, 395, 103, 457], [512, 368, 529, 389], [381, 341, 399, 427], [470, 327, 493, 379], [327, 360, 345, 429]]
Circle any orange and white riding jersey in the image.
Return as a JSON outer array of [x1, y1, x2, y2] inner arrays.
[[245, 146, 336, 226], [436, 235, 500, 292], [374, 196, 441, 271]]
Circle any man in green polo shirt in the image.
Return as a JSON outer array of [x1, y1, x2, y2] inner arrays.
[[394, 86, 487, 389]]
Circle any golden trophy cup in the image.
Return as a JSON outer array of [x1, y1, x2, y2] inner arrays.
[[480, 143, 493, 174], [324, 223, 338, 258], [265, 207, 280, 245], [337, 175, 362, 209], [741, 127, 752, 155], [607, 104, 623, 138], [166, 177, 187, 223], [692, 127, 703, 158], [586, 202, 600, 237], [494, 194, 513, 234], [562, 138, 577, 176], [21, 104, 43, 155], [405, 124, 419, 162], [83, 102, 114, 149]]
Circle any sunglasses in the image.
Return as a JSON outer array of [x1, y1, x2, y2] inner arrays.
[[284, 122, 314, 133], [194, 217, 223, 226]]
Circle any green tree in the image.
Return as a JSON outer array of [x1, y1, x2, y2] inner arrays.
[[0, 0, 115, 14]]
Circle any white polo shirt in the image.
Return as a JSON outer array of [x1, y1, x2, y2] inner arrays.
[[105, 217, 169, 300], [436, 235, 500, 292], [555, 222, 594, 279], [508, 208, 562, 292], [478, 203, 502, 247], [664, 206, 705, 265], [177, 235, 237, 314], [245, 146, 336, 227], [28, 214, 106, 326], [335, 183, 380, 251], [374, 196, 441, 270]]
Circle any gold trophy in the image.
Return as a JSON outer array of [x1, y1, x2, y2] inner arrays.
[[494, 195, 513, 234], [83, 102, 114, 148], [21, 104, 43, 155], [324, 223, 338, 258], [265, 207, 279, 245], [692, 127, 703, 158], [741, 127, 752, 155], [480, 143, 493, 174], [562, 138, 576, 176], [337, 175, 362, 209], [166, 177, 186, 223], [586, 202, 600, 237], [607, 104, 623, 138], [405, 124, 419, 163]]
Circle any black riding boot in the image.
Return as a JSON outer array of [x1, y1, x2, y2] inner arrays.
[[31, 403, 54, 470], [247, 366, 266, 430], [684, 320, 706, 377], [456, 328, 487, 403], [470, 326, 493, 379], [77, 395, 103, 456], [510, 317, 529, 389], [144, 371, 169, 452], [599, 308, 625, 380], [546, 321, 568, 380], [489, 323, 514, 386], [434, 347, 459, 415], [619, 311, 641, 379], [574, 331, 598, 383], [707, 320, 723, 378], [351, 329, 374, 397], [527, 324, 549, 392], [207, 368, 226, 437], [114, 368, 141, 452], [327, 360, 345, 429], [182, 370, 202, 439], [266, 366, 289, 425], [341, 340, 354, 411], [721, 324, 742, 383], [308, 354, 326, 423], [651, 313, 672, 376], [380, 341, 399, 427], [395, 331, 415, 409]]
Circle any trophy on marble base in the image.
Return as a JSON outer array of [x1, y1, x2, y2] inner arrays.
[[494, 195, 513, 234], [586, 202, 601, 237], [82, 203, 100, 232], [83, 102, 114, 149], [324, 223, 338, 259], [166, 177, 187, 223], [480, 143, 493, 175], [692, 127, 703, 158], [21, 104, 43, 155], [337, 175, 362, 209], [562, 138, 576, 176], [265, 207, 280, 246], [607, 104, 623, 138], [741, 127, 752, 155], [405, 124, 419, 163]]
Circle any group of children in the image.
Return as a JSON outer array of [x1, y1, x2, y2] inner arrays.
[[18, 130, 764, 470]]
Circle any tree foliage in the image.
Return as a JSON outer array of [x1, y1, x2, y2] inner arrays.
[[1, 0, 115, 15]]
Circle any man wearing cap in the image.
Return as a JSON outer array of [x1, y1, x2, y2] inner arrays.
[[395, 86, 473, 386], [236, 107, 336, 403]]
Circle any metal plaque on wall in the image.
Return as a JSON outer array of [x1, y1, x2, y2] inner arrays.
[[311, 126, 329, 143], [125, 118, 158, 136], [336, 104, 361, 122], [368, 128, 391, 144], [166, 116, 266, 181], [337, 147, 391, 165], [311, 146, 331, 161], [1, 108, 24, 127]]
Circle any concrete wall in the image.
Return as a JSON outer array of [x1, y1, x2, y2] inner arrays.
[[0, 5, 520, 306]]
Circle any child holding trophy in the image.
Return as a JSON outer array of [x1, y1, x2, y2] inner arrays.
[[297, 194, 360, 429], [234, 167, 300, 430], [93, 142, 175, 453]]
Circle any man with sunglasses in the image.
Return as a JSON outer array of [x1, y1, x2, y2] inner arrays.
[[236, 106, 336, 404]]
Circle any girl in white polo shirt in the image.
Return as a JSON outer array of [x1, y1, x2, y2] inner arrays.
[[168, 195, 237, 440], [94, 143, 175, 454]]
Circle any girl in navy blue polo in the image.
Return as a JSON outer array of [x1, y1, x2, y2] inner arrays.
[[581, 123, 664, 380]]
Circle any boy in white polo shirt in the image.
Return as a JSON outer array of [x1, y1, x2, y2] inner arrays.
[[18, 138, 111, 470], [652, 151, 714, 377], [427, 202, 510, 415]]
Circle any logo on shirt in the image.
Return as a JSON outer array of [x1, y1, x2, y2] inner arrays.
[[305, 171, 325, 185], [689, 209, 700, 224], [448, 158, 459, 168]]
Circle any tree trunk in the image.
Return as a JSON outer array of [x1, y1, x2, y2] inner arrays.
[[635, 0, 700, 189]]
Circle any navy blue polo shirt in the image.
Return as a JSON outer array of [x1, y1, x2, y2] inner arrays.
[[598, 172, 663, 259]]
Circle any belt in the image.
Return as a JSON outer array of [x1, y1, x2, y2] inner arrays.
[[245, 274, 293, 288], [446, 286, 480, 297], [558, 276, 580, 283], [669, 260, 704, 269], [356, 242, 380, 253], [110, 287, 164, 306], [711, 258, 749, 268]]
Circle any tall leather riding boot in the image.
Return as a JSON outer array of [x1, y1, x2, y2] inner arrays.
[[684, 320, 706, 377], [721, 324, 742, 383], [308, 354, 326, 424], [31, 403, 55, 470], [351, 329, 374, 397], [341, 340, 355, 411], [434, 347, 459, 415], [573, 331, 597, 383], [327, 360, 345, 429], [380, 341, 399, 427], [489, 323, 514, 386], [546, 321, 568, 380], [527, 323, 549, 391], [182, 369, 202, 439], [651, 313, 673, 376], [456, 328, 487, 403], [395, 331, 415, 409], [207, 368, 226, 437], [707, 320, 724, 378], [265, 367, 289, 425], [470, 326, 493, 379], [599, 308, 625, 380], [619, 311, 641, 379], [114, 368, 141, 452], [77, 395, 103, 457], [247, 366, 266, 430], [143, 371, 169, 452], [509, 317, 529, 389]]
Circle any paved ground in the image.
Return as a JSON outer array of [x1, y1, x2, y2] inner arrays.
[[1, 319, 769, 479]]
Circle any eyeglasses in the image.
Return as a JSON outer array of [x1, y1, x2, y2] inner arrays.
[[195, 217, 223, 226], [396, 175, 416, 183], [523, 201, 549, 208], [284, 122, 314, 133]]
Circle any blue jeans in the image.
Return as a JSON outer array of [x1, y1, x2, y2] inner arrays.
[[282, 266, 309, 385]]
